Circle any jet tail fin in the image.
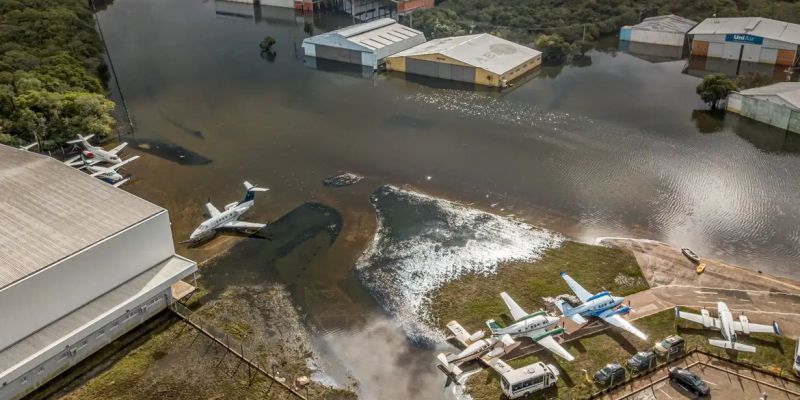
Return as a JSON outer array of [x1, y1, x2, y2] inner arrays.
[[241, 181, 269, 203], [485, 319, 503, 335]]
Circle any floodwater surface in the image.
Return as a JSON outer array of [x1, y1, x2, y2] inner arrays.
[[95, 0, 800, 397]]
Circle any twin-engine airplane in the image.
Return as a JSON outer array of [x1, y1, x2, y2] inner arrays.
[[64, 134, 128, 166], [556, 272, 648, 340], [79, 154, 140, 187], [183, 181, 269, 244], [436, 320, 519, 378], [486, 292, 574, 361], [675, 302, 781, 353]]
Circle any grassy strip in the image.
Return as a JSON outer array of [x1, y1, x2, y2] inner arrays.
[[428, 240, 648, 330]]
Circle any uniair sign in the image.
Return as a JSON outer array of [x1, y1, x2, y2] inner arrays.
[[725, 33, 764, 45]]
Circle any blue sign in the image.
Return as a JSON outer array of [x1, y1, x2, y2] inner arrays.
[[725, 33, 764, 45]]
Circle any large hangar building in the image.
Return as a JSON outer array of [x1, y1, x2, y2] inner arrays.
[[620, 14, 697, 47], [0, 145, 197, 400], [301, 18, 426, 69], [688, 17, 800, 66]]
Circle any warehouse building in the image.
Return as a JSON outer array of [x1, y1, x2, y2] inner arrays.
[[301, 18, 426, 69], [620, 15, 697, 47], [385, 33, 542, 87], [0, 145, 197, 400], [727, 82, 800, 134], [688, 17, 800, 66]]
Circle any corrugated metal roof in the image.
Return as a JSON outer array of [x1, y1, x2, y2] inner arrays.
[[0, 255, 196, 380], [390, 33, 542, 75], [304, 18, 425, 53], [628, 14, 697, 33], [689, 17, 800, 45], [0, 145, 163, 290], [738, 82, 800, 109]]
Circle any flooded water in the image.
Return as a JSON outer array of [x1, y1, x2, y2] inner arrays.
[[95, 0, 800, 397]]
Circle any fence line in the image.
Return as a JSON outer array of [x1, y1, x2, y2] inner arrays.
[[169, 302, 308, 400]]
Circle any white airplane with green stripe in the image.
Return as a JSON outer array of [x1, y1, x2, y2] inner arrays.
[[486, 292, 575, 361]]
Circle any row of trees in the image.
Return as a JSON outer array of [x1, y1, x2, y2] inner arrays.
[[0, 0, 115, 149]]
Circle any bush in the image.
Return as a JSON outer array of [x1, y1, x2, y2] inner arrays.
[[696, 74, 736, 110]]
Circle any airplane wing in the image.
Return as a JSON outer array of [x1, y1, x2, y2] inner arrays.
[[500, 292, 528, 321], [112, 178, 130, 188], [221, 221, 266, 231], [732, 320, 781, 335], [90, 170, 106, 177], [205, 202, 221, 218], [110, 155, 140, 170], [602, 313, 648, 340], [446, 320, 474, 346], [560, 272, 593, 302], [534, 334, 575, 361], [109, 142, 128, 154], [675, 308, 720, 329]]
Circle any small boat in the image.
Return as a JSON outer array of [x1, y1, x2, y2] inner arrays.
[[696, 263, 706, 274], [681, 248, 700, 264]]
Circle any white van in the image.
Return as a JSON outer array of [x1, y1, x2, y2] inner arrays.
[[500, 362, 559, 399]]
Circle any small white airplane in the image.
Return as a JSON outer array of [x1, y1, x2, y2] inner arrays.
[[64, 134, 127, 166], [556, 272, 648, 340], [675, 302, 781, 353], [78, 154, 140, 187], [19, 142, 38, 151], [183, 181, 269, 244], [486, 292, 575, 361], [437, 320, 520, 377]]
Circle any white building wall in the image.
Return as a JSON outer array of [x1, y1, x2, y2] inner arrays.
[[630, 30, 685, 46], [0, 212, 174, 351], [302, 42, 316, 57]]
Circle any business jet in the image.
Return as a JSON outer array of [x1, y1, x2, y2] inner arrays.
[[675, 302, 780, 353], [485, 292, 574, 361], [436, 320, 519, 379], [64, 134, 127, 166], [556, 272, 648, 340], [183, 181, 269, 244]]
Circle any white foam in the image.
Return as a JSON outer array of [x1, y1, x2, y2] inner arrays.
[[356, 186, 563, 342]]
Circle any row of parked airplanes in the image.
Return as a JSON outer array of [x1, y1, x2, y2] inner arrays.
[[437, 272, 782, 379], [20, 136, 270, 244]]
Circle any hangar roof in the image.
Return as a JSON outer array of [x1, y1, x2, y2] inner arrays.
[[689, 17, 800, 45], [303, 18, 425, 55], [0, 145, 163, 290], [390, 33, 542, 75], [738, 82, 800, 109], [628, 15, 697, 34]]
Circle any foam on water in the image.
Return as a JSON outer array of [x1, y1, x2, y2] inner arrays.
[[355, 186, 563, 342]]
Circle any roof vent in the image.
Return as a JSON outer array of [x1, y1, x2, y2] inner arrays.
[[745, 19, 760, 31]]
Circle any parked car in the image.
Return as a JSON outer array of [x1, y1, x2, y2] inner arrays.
[[594, 363, 626, 386], [626, 351, 656, 373], [655, 335, 685, 358], [669, 367, 710, 397], [794, 340, 800, 377]]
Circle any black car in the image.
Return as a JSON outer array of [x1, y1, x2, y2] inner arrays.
[[669, 367, 710, 397], [626, 351, 656, 373], [594, 363, 626, 386]]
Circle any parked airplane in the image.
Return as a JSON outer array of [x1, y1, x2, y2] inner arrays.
[[437, 320, 520, 378], [79, 155, 139, 187], [64, 134, 127, 166], [486, 292, 575, 361], [556, 272, 648, 340], [183, 181, 269, 244], [675, 302, 781, 353]]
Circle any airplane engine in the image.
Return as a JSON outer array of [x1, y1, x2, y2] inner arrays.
[[224, 202, 238, 210], [700, 309, 712, 327], [82, 150, 94, 158], [487, 347, 505, 358], [738, 315, 750, 334], [469, 330, 485, 342]]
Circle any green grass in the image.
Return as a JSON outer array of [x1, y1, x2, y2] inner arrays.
[[429, 241, 648, 330], [461, 309, 797, 400]]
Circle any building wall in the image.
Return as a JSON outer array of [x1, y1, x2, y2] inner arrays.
[[0, 290, 174, 400], [397, 0, 434, 14], [0, 212, 174, 351], [727, 94, 800, 134], [629, 29, 686, 46], [690, 34, 798, 65], [388, 52, 541, 87], [498, 55, 542, 87]]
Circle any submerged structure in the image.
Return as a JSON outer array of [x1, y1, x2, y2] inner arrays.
[[689, 17, 800, 66], [620, 15, 697, 47], [386, 33, 542, 87], [301, 18, 426, 69], [0, 145, 197, 400], [727, 82, 800, 134]]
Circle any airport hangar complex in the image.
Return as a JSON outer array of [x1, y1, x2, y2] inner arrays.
[[0, 144, 197, 400]]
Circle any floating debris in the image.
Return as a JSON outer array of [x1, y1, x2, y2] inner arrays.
[[322, 172, 363, 187]]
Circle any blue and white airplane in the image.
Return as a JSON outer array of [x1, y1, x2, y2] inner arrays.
[[183, 181, 269, 244], [556, 272, 648, 340]]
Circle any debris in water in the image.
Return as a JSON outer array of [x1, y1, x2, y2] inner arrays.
[[322, 172, 363, 187]]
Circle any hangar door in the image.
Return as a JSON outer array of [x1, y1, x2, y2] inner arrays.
[[314, 45, 364, 65], [406, 58, 476, 83]]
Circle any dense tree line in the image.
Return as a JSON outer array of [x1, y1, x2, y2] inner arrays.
[[0, 0, 114, 149], [413, 0, 800, 48]]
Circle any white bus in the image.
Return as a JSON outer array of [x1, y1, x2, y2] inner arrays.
[[500, 361, 559, 399]]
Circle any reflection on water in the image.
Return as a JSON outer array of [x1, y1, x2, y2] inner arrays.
[[618, 40, 686, 63], [127, 138, 212, 165], [691, 110, 800, 154]]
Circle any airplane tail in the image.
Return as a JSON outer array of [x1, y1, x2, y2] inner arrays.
[[485, 319, 503, 335], [435, 353, 463, 376], [241, 181, 269, 203], [708, 339, 756, 353]]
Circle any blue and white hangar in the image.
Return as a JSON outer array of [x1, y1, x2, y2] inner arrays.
[[0, 144, 197, 400], [688, 17, 800, 66]]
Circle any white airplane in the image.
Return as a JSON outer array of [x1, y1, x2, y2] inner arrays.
[[64, 134, 127, 166], [183, 181, 269, 244], [436, 320, 520, 377], [79, 155, 140, 187], [556, 272, 648, 340], [486, 292, 575, 361], [675, 302, 781, 353]]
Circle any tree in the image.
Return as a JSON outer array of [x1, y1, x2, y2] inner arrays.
[[696, 74, 736, 110], [259, 36, 276, 52], [534, 33, 574, 63]]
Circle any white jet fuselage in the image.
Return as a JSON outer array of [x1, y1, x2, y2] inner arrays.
[[495, 315, 560, 337], [190, 200, 255, 241]]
